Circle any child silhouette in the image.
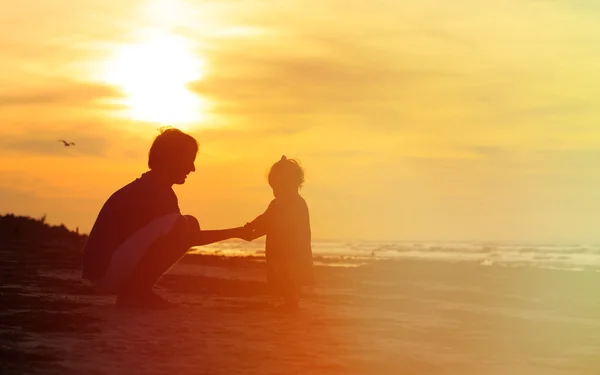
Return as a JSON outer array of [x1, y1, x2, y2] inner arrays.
[[245, 156, 314, 311]]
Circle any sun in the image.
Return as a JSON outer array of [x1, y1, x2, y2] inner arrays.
[[103, 31, 208, 127]]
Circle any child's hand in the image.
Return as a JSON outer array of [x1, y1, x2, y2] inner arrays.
[[238, 225, 255, 241]]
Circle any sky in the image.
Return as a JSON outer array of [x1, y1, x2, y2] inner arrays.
[[1, 0, 600, 243]]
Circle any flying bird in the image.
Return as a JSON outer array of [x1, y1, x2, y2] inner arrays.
[[58, 140, 76, 147]]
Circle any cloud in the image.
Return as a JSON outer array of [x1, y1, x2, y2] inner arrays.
[[531, 148, 600, 171], [0, 187, 41, 216], [0, 128, 110, 157], [191, 58, 397, 115], [0, 82, 122, 107], [188, 30, 463, 122]]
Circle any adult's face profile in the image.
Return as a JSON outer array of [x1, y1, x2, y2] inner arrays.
[[162, 147, 196, 185], [148, 128, 199, 185]]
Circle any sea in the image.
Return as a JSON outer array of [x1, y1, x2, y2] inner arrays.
[[188, 240, 600, 374]]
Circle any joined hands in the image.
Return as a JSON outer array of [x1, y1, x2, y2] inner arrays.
[[237, 223, 259, 241]]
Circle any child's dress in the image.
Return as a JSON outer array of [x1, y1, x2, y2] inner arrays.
[[251, 194, 314, 290]]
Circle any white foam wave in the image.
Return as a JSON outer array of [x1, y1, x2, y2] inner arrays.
[[190, 240, 600, 270]]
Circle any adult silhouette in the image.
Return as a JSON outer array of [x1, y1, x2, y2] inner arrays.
[[82, 128, 251, 309]]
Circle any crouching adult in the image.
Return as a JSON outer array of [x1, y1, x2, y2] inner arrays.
[[82, 128, 250, 309]]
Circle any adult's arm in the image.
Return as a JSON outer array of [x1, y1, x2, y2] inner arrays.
[[190, 227, 247, 246], [182, 215, 251, 246]]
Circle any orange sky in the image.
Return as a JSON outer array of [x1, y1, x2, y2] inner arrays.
[[1, 0, 600, 242]]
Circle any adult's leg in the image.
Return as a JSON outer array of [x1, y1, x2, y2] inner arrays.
[[118, 215, 198, 307]]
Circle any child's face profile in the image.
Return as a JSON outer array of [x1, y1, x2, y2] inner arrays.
[[271, 182, 297, 198]]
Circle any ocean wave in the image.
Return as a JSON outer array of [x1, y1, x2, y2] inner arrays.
[[190, 240, 600, 271]]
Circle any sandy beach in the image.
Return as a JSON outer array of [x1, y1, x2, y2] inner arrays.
[[3, 228, 600, 375], [0, 237, 379, 375]]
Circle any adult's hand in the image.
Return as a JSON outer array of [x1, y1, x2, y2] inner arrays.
[[238, 226, 256, 241]]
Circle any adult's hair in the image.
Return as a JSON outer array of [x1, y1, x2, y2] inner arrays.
[[148, 127, 199, 170]]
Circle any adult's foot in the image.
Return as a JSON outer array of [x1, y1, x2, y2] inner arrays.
[[116, 291, 177, 310]]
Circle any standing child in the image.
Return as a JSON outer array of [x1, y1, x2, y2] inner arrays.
[[245, 155, 314, 311]]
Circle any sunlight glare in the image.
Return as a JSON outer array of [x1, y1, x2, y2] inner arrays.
[[103, 31, 208, 127]]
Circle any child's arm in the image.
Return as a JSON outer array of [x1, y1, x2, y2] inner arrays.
[[244, 201, 275, 240], [244, 216, 267, 241]]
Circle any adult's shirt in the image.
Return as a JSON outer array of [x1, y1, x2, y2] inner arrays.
[[81, 171, 180, 280]]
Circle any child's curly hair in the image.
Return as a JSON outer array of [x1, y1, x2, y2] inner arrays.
[[268, 155, 305, 189]]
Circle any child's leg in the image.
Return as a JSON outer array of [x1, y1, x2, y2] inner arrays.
[[282, 280, 301, 309]]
